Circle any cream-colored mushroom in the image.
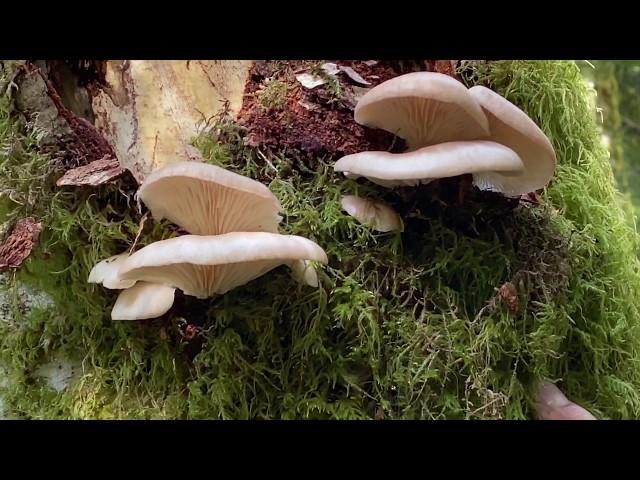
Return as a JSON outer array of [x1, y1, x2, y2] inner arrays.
[[290, 259, 320, 287], [137, 161, 282, 236], [468, 86, 556, 195], [341, 195, 403, 232], [88, 253, 136, 289], [354, 72, 490, 149], [111, 282, 176, 321], [118, 232, 328, 298], [335, 141, 525, 190]]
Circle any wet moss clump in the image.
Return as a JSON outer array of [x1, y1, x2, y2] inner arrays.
[[1, 60, 640, 419]]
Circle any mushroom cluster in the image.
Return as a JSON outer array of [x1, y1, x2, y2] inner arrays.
[[89, 162, 327, 320], [334, 72, 557, 230]]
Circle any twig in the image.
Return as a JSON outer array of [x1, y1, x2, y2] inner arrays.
[[129, 212, 149, 254]]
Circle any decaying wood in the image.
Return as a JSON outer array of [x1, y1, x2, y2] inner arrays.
[[426, 60, 460, 79], [10, 62, 115, 169], [56, 156, 124, 187], [37, 67, 116, 167], [91, 61, 253, 183], [0, 218, 43, 271]]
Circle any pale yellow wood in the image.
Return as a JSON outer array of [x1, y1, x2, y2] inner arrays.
[[92, 60, 253, 183]]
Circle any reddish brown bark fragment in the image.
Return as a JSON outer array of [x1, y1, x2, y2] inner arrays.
[[0, 218, 43, 271], [496, 282, 519, 313], [56, 156, 125, 187], [425, 60, 460, 79]]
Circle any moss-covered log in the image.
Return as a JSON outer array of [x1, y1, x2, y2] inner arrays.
[[1, 60, 639, 419]]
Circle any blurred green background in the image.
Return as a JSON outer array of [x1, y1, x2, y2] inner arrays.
[[581, 61, 640, 222]]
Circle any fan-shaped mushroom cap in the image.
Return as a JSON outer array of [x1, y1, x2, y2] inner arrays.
[[88, 253, 136, 289], [341, 195, 403, 232], [111, 282, 176, 321], [354, 72, 490, 149], [119, 232, 328, 298], [137, 162, 283, 236], [334, 141, 524, 189], [468, 86, 556, 194]]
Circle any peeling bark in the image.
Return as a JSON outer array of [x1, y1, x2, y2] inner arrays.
[[56, 156, 124, 187], [0, 218, 43, 271]]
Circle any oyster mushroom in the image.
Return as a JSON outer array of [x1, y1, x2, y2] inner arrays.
[[341, 195, 403, 232], [354, 72, 490, 149], [88, 253, 135, 289], [111, 282, 176, 321], [468, 85, 557, 195], [137, 161, 282, 236], [335, 141, 525, 190], [118, 232, 328, 298]]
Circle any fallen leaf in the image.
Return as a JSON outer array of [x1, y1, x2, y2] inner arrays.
[[321, 63, 340, 75], [338, 66, 371, 86], [295, 73, 327, 89], [0, 218, 43, 271], [56, 156, 125, 187], [363, 60, 379, 67]]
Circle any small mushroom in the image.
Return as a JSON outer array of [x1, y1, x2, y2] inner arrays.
[[137, 162, 283, 236], [341, 195, 403, 232], [535, 382, 597, 420], [111, 282, 176, 321], [118, 232, 328, 298], [88, 253, 136, 289], [468, 86, 556, 195], [335, 141, 524, 190], [290, 259, 320, 288], [354, 72, 490, 149]]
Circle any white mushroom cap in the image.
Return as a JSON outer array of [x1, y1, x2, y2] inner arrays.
[[354, 72, 490, 149], [334, 141, 524, 189], [137, 162, 283, 236], [118, 232, 328, 299], [88, 253, 136, 289], [111, 282, 176, 321], [341, 195, 403, 232], [468, 86, 556, 194]]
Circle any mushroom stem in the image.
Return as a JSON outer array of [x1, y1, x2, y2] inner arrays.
[[457, 174, 474, 205]]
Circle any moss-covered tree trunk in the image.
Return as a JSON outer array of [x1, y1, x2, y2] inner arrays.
[[2, 60, 640, 420]]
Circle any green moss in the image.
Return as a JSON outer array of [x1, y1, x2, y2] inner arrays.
[[2, 60, 640, 419], [308, 62, 343, 98], [254, 79, 292, 111]]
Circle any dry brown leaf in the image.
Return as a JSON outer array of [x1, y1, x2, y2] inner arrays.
[[296, 73, 327, 89], [338, 66, 371, 86], [56, 156, 125, 187], [496, 282, 518, 313], [321, 63, 340, 75], [0, 218, 43, 271]]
